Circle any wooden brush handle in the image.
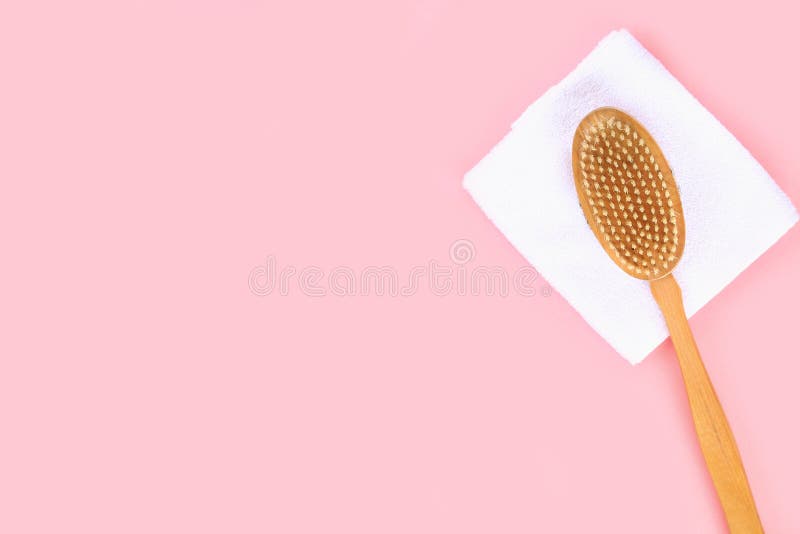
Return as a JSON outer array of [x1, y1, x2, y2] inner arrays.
[[650, 274, 763, 533]]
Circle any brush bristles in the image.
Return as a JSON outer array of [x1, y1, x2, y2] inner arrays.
[[574, 111, 684, 280]]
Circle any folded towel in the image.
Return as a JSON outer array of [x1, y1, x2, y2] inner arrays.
[[463, 29, 798, 364]]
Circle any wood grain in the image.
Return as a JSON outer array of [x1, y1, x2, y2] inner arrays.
[[650, 274, 763, 534]]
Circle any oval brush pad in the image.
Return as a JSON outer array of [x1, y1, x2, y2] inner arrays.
[[572, 107, 684, 280]]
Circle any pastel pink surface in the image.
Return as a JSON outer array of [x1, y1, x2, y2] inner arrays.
[[1, 1, 798, 533]]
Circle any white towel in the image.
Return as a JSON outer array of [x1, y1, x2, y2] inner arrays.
[[463, 29, 798, 364]]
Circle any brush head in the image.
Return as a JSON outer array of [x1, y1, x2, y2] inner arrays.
[[571, 107, 685, 281]]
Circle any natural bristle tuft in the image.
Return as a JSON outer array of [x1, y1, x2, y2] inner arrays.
[[572, 108, 685, 280]]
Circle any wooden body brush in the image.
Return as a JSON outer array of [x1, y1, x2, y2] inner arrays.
[[571, 108, 763, 533]]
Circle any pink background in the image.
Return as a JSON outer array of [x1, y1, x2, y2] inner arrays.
[[1, 1, 799, 532]]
